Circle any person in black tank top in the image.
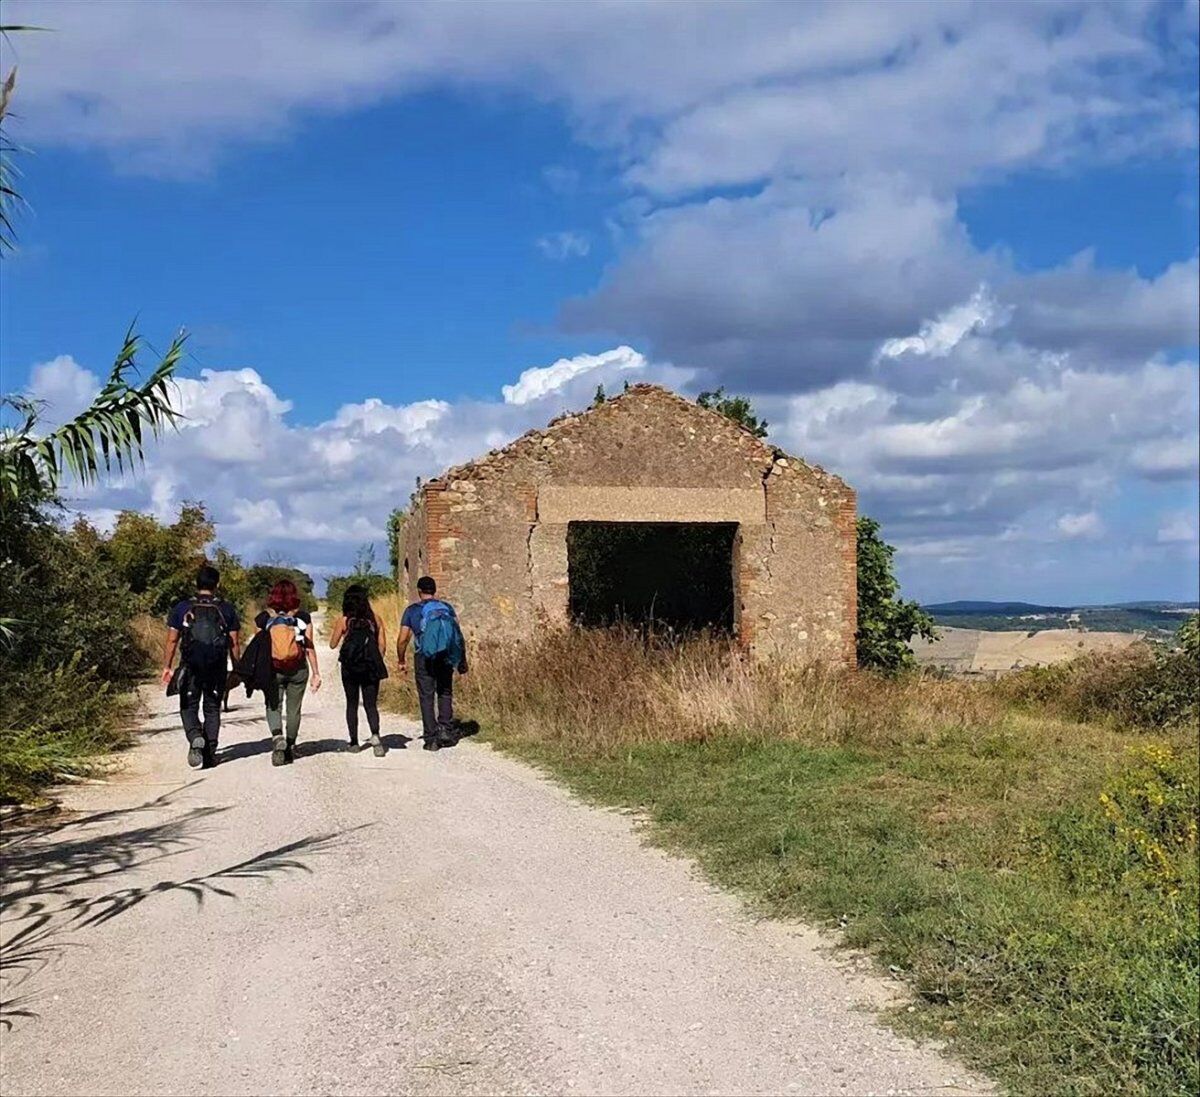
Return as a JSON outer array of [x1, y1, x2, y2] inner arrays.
[[328, 584, 389, 755]]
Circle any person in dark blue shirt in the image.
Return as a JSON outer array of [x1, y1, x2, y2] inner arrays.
[[161, 564, 241, 769], [396, 575, 466, 750]]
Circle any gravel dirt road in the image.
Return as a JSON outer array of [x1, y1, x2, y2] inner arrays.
[[2, 630, 989, 1096]]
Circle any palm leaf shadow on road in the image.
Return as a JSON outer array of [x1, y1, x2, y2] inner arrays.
[[1, 783, 369, 1029]]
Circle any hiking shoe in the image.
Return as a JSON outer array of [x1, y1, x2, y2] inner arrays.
[[202, 745, 218, 769], [187, 736, 206, 768], [371, 736, 387, 757], [271, 738, 288, 767], [423, 737, 441, 752], [284, 742, 296, 764], [344, 739, 361, 753]]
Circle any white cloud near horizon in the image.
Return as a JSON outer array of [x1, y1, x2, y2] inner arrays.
[[25, 306, 1198, 598], [27, 346, 678, 576]]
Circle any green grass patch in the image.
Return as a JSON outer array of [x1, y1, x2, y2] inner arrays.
[[499, 734, 1198, 1095]]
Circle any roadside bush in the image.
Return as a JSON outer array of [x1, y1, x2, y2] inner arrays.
[[0, 657, 132, 801], [1000, 640, 1199, 729], [0, 496, 145, 802]]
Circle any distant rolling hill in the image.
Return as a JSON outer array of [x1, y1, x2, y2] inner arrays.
[[922, 600, 1198, 635], [925, 600, 1071, 616]]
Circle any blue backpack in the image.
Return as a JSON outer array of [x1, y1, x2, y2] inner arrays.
[[416, 600, 465, 667]]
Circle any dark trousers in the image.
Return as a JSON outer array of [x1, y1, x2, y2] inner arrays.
[[414, 652, 454, 740], [342, 670, 381, 742], [180, 668, 223, 747]]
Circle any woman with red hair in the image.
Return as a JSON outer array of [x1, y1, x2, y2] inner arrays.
[[253, 579, 321, 766]]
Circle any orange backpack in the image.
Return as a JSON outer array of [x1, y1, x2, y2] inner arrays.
[[265, 615, 305, 671]]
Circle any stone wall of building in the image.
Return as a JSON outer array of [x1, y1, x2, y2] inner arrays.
[[399, 385, 857, 665]]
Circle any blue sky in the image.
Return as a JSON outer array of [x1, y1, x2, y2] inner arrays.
[[2, 1, 1197, 603]]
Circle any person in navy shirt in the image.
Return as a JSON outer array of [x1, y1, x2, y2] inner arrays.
[[161, 564, 241, 768], [396, 575, 466, 750]]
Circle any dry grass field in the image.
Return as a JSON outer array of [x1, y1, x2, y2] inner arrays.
[[910, 625, 1139, 674]]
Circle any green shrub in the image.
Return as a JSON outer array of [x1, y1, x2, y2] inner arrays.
[[1001, 642, 1199, 729], [245, 563, 317, 612], [1, 496, 145, 802]]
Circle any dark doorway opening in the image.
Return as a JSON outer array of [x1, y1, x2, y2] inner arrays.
[[567, 521, 737, 634]]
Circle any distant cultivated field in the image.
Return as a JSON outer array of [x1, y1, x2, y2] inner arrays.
[[910, 626, 1139, 674]]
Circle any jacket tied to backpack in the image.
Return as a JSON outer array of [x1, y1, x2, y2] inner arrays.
[[416, 600, 466, 669]]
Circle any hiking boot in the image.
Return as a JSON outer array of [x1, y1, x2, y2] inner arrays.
[[187, 736, 206, 768], [423, 736, 441, 752], [284, 741, 296, 764], [202, 744, 218, 769], [371, 736, 387, 757], [271, 737, 288, 766]]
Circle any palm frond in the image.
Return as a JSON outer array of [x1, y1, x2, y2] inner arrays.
[[0, 329, 187, 500]]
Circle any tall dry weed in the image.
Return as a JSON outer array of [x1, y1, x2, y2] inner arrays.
[[456, 626, 1014, 757]]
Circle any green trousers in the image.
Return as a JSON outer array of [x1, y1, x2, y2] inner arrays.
[[265, 664, 309, 741]]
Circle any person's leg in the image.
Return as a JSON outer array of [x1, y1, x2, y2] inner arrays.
[[342, 670, 361, 747], [361, 678, 385, 755], [200, 672, 223, 765], [361, 679, 381, 737], [180, 670, 206, 767], [414, 653, 439, 748], [283, 665, 309, 748], [434, 661, 455, 743], [267, 672, 287, 765]]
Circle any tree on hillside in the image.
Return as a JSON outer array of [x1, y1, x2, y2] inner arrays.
[[856, 516, 936, 671], [696, 387, 769, 438]]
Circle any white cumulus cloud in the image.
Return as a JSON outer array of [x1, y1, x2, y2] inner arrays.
[[876, 286, 1009, 362], [501, 346, 646, 406]]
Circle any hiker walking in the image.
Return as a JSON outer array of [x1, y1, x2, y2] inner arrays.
[[253, 579, 321, 766], [396, 575, 467, 751], [161, 564, 241, 769], [328, 583, 389, 756]]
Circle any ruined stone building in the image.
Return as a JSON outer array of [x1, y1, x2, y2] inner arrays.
[[398, 385, 857, 665]]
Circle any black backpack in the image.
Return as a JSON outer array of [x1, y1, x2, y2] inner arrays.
[[340, 617, 379, 678], [183, 597, 229, 673]]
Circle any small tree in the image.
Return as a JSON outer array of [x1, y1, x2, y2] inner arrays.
[[353, 542, 377, 577], [696, 387, 769, 438], [856, 516, 935, 671], [386, 507, 405, 575], [592, 384, 607, 408]]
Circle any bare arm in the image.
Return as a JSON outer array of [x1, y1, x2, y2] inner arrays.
[[396, 625, 413, 668], [306, 638, 322, 691], [160, 627, 180, 687], [328, 616, 346, 649], [376, 617, 388, 655], [229, 630, 241, 663]]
